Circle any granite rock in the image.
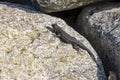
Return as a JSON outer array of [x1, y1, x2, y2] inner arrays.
[[0, 2, 106, 80], [31, 0, 105, 13], [0, 0, 114, 13], [78, 2, 120, 79]]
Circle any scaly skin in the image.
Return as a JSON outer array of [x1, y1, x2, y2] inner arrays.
[[52, 24, 102, 70]]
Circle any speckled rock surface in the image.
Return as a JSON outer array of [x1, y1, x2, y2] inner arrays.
[[78, 2, 120, 79], [0, 0, 115, 13], [31, 0, 106, 13], [0, 2, 106, 80]]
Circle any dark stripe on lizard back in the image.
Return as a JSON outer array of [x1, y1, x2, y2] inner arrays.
[[51, 24, 101, 70]]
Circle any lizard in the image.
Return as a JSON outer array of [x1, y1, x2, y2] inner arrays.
[[50, 23, 102, 70]]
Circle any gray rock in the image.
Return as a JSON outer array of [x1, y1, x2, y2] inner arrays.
[[78, 2, 120, 79], [0, 0, 115, 13], [0, 2, 106, 80], [0, 0, 31, 5], [31, 0, 105, 13]]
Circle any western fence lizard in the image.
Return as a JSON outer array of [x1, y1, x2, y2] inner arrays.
[[51, 24, 101, 70]]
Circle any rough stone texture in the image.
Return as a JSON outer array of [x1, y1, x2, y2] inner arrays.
[[31, 0, 106, 13], [78, 2, 120, 79], [0, 0, 115, 13], [0, 2, 106, 80]]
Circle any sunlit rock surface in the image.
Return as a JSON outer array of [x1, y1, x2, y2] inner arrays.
[[0, 2, 106, 80]]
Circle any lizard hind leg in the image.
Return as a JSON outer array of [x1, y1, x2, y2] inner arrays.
[[53, 33, 61, 38], [72, 44, 82, 54]]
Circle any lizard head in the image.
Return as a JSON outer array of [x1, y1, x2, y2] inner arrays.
[[52, 24, 60, 33], [52, 24, 58, 31]]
